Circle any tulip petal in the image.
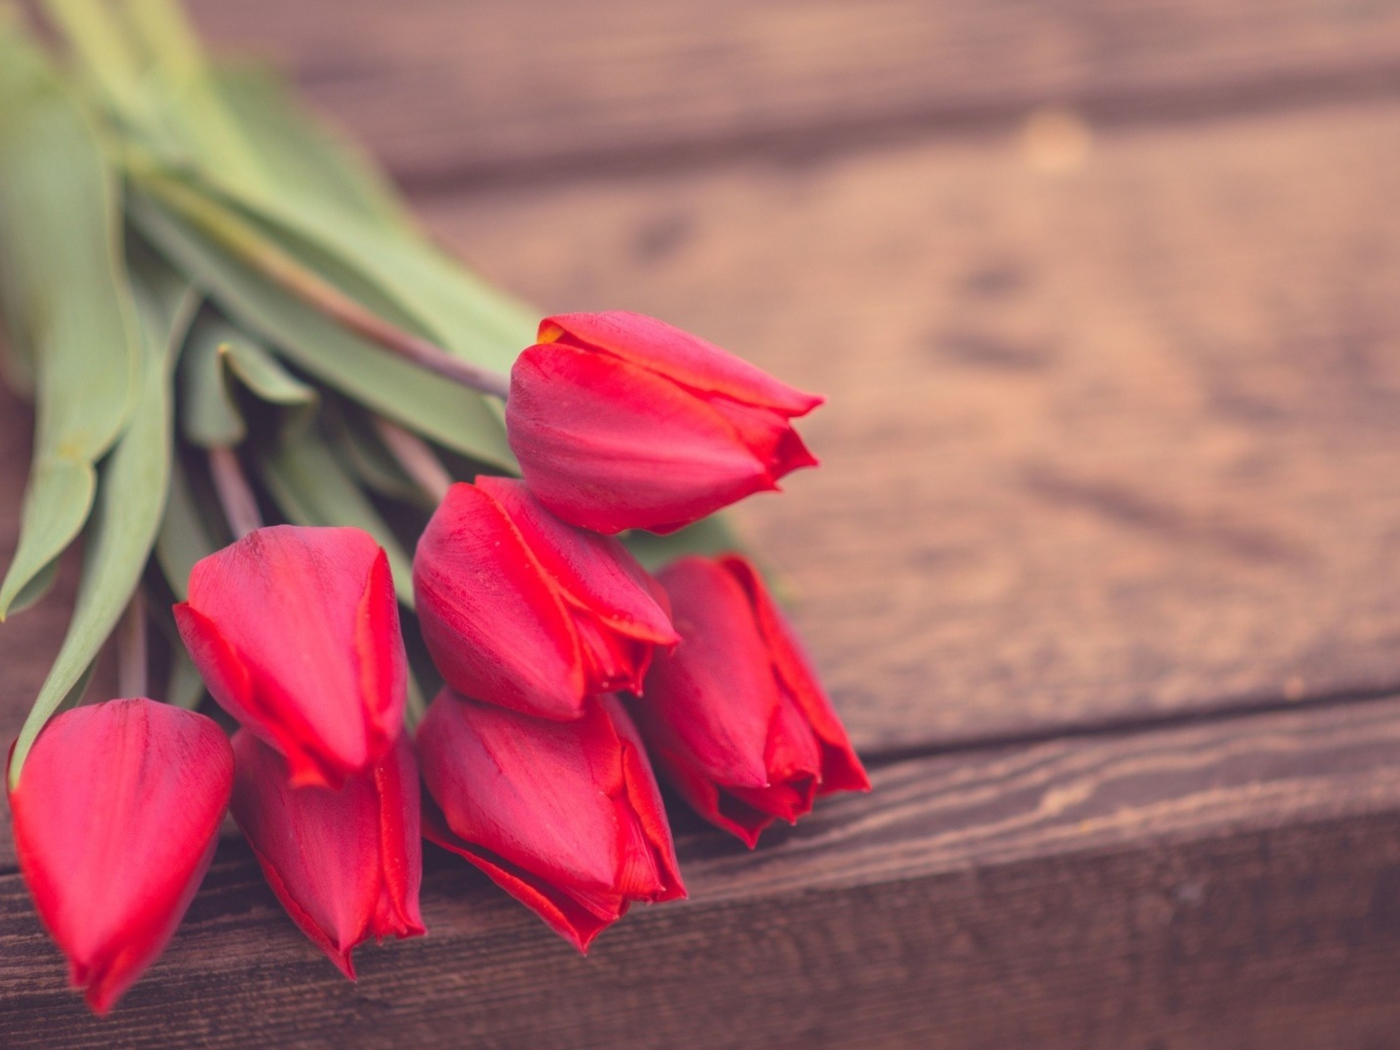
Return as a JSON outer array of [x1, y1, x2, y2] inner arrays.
[[181, 526, 408, 782], [509, 344, 775, 534], [371, 736, 426, 940], [9, 699, 232, 1014], [414, 484, 589, 719], [80, 834, 220, 1014], [174, 602, 338, 788], [479, 477, 677, 647], [706, 397, 821, 481], [421, 805, 620, 953], [418, 693, 622, 893], [604, 696, 686, 901], [418, 691, 685, 949], [721, 555, 871, 794], [634, 559, 777, 789], [540, 311, 823, 416], [354, 547, 410, 766], [230, 730, 424, 979], [645, 744, 774, 850], [630, 555, 868, 846], [571, 612, 658, 696]]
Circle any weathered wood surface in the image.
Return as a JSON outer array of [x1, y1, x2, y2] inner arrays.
[[8, 95, 1400, 835], [422, 98, 1400, 751], [5, 698, 1400, 1048], [4, 0, 1400, 1044], [186, 0, 1400, 185]]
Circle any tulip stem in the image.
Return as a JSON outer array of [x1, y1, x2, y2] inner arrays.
[[135, 172, 513, 401], [209, 447, 264, 539], [117, 589, 148, 700], [404, 675, 428, 734], [374, 418, 454, 503]]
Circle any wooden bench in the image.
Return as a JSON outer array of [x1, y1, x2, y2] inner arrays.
[[4, 1, 1400, 1045]]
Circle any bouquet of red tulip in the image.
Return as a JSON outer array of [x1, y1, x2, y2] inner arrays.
[[0, 0, 870, 1015]]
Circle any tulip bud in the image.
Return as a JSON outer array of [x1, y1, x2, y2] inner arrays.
[[8, 699, 233, 1014], [174, 525, 408, 788], [417, 690, 684, 952], [506, 311, 823, 535], [627, 554, 870, 847], [230, 729, 425, 978], [414, 477, 678, 721]]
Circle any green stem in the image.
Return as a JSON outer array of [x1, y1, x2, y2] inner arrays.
[[374, 418, 452, 503], [208, 447, 262, 539], [404, 673, 427, 734], [117, 589, 147, 698]]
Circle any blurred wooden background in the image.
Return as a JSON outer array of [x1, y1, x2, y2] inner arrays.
[[5, 0, 1400, 1046]]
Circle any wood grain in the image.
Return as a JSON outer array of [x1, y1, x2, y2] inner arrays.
[[184, 0, 1400, 186], [3, 3, 1400, 1042], [416, 98, 1400, 751], [5, 697, 1400, 1047]]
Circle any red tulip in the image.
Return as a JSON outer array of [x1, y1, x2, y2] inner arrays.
[[230, 729, 424, 978], [506, 311, 823, 534], [174, 525, 408, 788], [417, 690, 684, 951], [627, 554, 869, 847], [8, 699, 233, 1014], [414, 477, 678, 720]]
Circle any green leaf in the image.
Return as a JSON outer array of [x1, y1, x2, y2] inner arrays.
[[623, 514, 744, 573], [324, 398, 434, 506], [129, 189, 516, 467], [4, 554, 61, 617], [155, 448, 223, 601], [180, 313, 316, 448], [7, 255, 190, 788], [223, 338, 317, 406], [226, 189, 536, 375], [179, 314, 246, 447], [0, 25, 143, 618], [119, 0, 268, 192], [37, 0, 151, 127], [0, 200, 35, 399], [194, 63, 535, 369], [260, 429, 416, 608], [165, 644, 206, 711], [209, 61, 409, 232], [113, 19, 535, 376]]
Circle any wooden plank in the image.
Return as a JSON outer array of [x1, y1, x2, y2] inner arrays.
[[415, 98, 1400, 750], [184, 0, 1400, 185], [5, 696, 1400, 1047]]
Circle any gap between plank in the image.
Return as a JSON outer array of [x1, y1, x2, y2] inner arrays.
[[860, 681, 1400, 770], [402, 60, 1400, 198], [2, 682, 1398, 880]]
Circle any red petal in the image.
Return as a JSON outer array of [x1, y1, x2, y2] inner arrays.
[[603, 696, 686, 901], [540, 311, 823, 416], [183, 526, 405, 780], [414, 484, 589, 719], [479, 477, 677, 648], [706, 397, 821, 483], [634, 558, 778, 789], [721, 555, 871, 794], [9, 700, 232, 1013], [638, 741, 773, 850], [422, 804, 620, 953], [508, 344, 775, 534], [174, 602, 341, 789], [230, 730, 423, 979], [355, 548, 410, 762], [417, 692, 624, 896], [370, 736, 426, 941]]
